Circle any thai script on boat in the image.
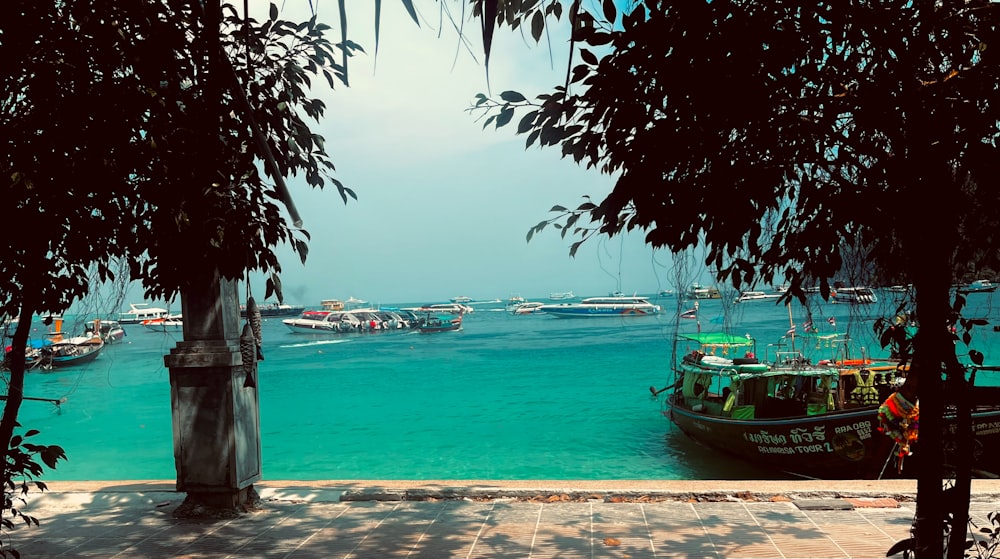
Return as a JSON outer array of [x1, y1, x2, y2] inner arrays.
[[789, 426, 826, 444], [743, 430, 787, 445], [834, 421, 873, 440]]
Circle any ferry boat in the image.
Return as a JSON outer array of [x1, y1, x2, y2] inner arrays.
[[538, 296, 661, 318]]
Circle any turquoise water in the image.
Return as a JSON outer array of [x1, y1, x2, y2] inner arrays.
[[9, 291, 1000, 481]]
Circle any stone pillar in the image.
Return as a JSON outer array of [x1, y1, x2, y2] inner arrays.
[[164, 268, 261, 512]]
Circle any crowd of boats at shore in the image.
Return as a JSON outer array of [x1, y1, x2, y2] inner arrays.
[[4, 277, 1000, 481]]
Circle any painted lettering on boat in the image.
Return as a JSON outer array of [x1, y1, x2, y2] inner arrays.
[[745, 427, 835, 456], [756, 444, 833, 455], [789, 426, 826, 444], [834, 421, 873, 441], [974, 421, 1000, 436]]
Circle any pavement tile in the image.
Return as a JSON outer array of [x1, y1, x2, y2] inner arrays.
[[7, 480, 1000, 558], [844, 497, 899, 508]]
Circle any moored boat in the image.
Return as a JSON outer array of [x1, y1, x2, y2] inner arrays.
[[84, 319, 126, 344], [240, 301, 305, 318], [407, 303, 473, 315], [735, 291, 782, 304], [509, 301, 545, 315], [25, 325, 105, 369], [656, 332, 1000, 479], [830, 286, 878, 304], [548, 291, 575, 300], [687, 283, 721, 299], [417, 313, 462, 333], [282, 309, 414, 334], [957, 279, 998, 294], [538, 296, 661, 318], [320, 299, 345, 311], [141, 315, 183, 333], [118, 303, 169, 325]]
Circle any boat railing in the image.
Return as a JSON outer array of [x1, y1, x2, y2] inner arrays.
[[770, 350, 812, 369]]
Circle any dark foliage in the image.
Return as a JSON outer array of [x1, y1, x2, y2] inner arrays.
[[468, 1, 1000, 556]]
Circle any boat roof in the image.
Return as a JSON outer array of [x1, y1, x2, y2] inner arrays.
[[678, 332, 754, 347]]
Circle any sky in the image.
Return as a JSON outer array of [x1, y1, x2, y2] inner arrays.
[[217, 1, 690, 306], [109, 1, 696, 309]]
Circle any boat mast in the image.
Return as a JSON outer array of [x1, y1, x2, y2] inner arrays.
[[786, 303, 793, 350]]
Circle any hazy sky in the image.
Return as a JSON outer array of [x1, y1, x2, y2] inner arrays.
[[226, 1, 688, 306], [143, 1, 698, 308]]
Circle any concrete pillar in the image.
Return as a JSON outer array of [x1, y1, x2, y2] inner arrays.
[[164, 269, 261, 512]]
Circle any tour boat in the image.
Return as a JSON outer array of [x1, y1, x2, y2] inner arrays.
[[538, 296, 661, 318]]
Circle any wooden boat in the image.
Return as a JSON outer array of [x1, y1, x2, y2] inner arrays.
[[417, 313, 462, 333], [657, 332, 1000, 479], [84, 319, 126, 344], [25, 334, 104, 369]]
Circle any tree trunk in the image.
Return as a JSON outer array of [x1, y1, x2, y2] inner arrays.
[[911, 269, 950, 557], [0, 310, 35, 491], [946, 360, 973, 559]]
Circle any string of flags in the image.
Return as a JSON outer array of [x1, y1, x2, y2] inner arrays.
[[786, 317, 837, 336]]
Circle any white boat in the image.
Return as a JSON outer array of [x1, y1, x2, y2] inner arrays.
[[538, 296, 661, 318], [548, 291, 575, 300], [735, 291, 782, 304], [118, 303, 169, 325], [687, 283, 721, 299], [406, 303, 473, 315], [320, 299, 345, 311], [957, 279, 998, 294], [450, 296, 472, 304], [282, 309, 413, 334], [509, 302, 545, 315], [141, 315, 183, 333], [831, 286, 877, 304]]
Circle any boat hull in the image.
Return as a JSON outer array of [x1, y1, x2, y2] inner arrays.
[[141, 320, 183, 333], [667, 397, 1000, 479]]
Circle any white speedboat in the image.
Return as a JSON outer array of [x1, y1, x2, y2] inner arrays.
[[509, 302, 545, 315], [141, 315, 183, 333], [735, 291, 782, 303], [118, 303, 169, 325], [538, 296, 661, 318]]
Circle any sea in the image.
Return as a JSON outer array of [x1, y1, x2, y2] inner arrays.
[[9, 289, 1000, 482]]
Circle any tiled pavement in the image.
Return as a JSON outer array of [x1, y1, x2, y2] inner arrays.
[[8, 479, 1000, 558]]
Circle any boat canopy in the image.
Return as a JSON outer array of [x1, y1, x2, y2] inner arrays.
[[678, 332, 754, 348]]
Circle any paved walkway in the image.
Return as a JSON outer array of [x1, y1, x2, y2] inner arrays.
[[9, 480, 1000, 558]]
